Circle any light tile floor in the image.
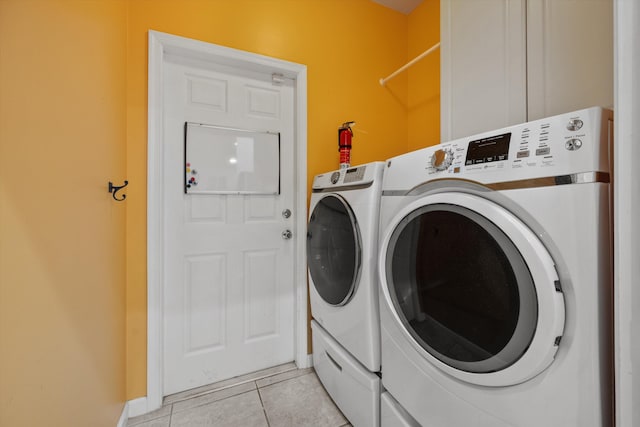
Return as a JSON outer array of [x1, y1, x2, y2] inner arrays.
[[127, 363, 351, 427]]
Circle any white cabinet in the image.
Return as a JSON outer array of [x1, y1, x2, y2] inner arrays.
[[526, 0, 614, 120], [441, 0, 613, 141], [440, 0, 527, 141]]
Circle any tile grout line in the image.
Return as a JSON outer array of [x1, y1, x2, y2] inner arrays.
[[131, 366, 316, 427], [165, 366, 299, 405], [171, 388, 260, 415], [256, 381, 272, 427], [257, 369, 315, 391], [141, 369, 348, 427]]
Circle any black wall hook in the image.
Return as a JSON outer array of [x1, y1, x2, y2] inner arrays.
[[108, 180, 129, 201]]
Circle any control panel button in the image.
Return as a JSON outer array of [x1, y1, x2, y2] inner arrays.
[[565, 138, 583, 151], [536, 147, 551, 156], [567, 119, 584, 131]]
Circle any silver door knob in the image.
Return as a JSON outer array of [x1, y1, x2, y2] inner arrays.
[[282, 209, 292, 219], [282, 230, 292, 240]]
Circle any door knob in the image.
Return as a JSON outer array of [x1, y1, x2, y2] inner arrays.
[[282, 230, 292, 240], [282, 209, 292, 219]]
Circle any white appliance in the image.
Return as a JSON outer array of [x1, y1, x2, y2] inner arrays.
[[378, 107, 613, 426], [311, 320, 380, 427], [308, 161, 385, 426]]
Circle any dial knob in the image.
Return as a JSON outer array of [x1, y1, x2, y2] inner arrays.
[[430, 149, 453, 171], [567, 118, 583, 131]]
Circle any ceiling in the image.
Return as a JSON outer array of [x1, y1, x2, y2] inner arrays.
[[371, 0, 424, 14]]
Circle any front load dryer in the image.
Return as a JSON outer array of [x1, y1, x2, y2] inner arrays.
[[308, 161, 384, 426], [378, 107, 613, 426]]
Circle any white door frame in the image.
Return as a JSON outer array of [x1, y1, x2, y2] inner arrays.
[[614, 1, 640, 426], [142, 30, 308, 414]]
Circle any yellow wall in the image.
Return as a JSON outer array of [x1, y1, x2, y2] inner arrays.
[[125, 0, 411, 398], [0, 0, 440, 409], [408, 0, 440, 150], [0, 1, 127, 425]]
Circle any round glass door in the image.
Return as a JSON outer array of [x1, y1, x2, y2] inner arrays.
[[386, 204, 537, 373], [380, 192, 565, 386], [307, 194, 361, 306]]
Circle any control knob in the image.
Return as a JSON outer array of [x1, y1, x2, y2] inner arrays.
[[430, 148, 453, 171], [567, 118, 584, 131]]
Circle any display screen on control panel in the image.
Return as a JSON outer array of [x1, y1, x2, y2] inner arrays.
[[465, 133, 511, 165], [344, 166, 366, 183]]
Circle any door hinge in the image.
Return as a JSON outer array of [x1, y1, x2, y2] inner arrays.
[[272, 73, 286, 85]]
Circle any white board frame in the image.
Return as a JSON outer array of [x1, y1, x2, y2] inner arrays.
[[184, 122, 281, 195]]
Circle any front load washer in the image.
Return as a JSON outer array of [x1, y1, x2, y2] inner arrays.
[[307, 161, 385, 426], [308, 161, 384, 371], [378, 107, 613, 426]]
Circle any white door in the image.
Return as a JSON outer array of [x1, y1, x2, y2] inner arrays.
[[162, 55, 296, 395]]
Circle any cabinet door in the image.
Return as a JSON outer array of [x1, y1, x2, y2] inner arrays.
[[527, 0, 613, 121], [441, 0, 527, 141]]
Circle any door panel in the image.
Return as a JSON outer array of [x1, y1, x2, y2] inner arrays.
[[184, 254, 226, 353], [162, 58, 295, 395], [244, 249, 279, 340], [187, 196, 225, 222]]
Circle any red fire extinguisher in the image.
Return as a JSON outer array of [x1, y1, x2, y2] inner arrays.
[[338, 121, 355, 169]]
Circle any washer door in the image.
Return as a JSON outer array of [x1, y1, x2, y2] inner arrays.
[[379, 192, 565, 387], [307, 194, 362, 306]]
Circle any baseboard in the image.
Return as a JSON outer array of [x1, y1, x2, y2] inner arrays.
[[305, 353, 314, 368], [127, 396, 149, 419], [116, 402, 128, 427]]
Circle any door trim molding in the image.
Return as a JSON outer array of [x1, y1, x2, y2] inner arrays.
[[146, 30, 308, 412]]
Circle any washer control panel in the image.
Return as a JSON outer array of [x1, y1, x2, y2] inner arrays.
[[384, 107, 612, 191], [428, 108, 609, 176], [312, 162, 385, 190], [343, 165, 367, 183]]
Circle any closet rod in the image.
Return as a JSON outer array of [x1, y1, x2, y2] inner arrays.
[[379, 42, 440, 86]]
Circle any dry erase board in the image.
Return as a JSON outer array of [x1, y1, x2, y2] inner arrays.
[[184, 122, 280, 195]]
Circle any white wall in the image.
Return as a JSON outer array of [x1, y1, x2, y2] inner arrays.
[[614, 1, 640, 426]]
